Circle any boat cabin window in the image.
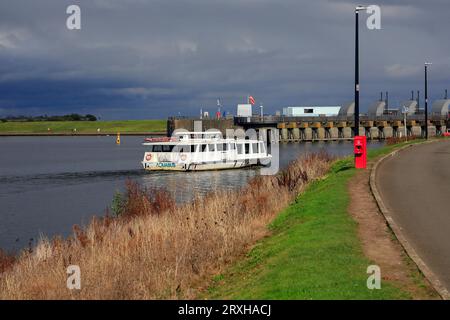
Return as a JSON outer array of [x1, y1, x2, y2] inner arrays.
[[259, 142, 265, 153], [187, 145, 197, 152], [151, 145, 175, 152], [217, 143, 224, 151], [252, 143, 258, 153], [209, 144, 215, 152], [201, 144, 207, 152], [245, 143, 250, 154], [150, 144, 201, 153], [171, 145, 189, 152], [229, 143, 235, 150], [237, 143, 243, 154]]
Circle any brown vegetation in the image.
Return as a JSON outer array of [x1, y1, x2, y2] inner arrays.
[[0, 250, 16, 274], [0, 153, 332, 299], [386, 136, 417, 145]]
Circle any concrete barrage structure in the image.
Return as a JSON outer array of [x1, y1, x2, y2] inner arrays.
[[168, 100, 449, 142]]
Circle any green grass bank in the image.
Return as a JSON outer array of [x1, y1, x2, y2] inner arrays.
[[206, 140, 428, 299], [0, 120, 166, 135]]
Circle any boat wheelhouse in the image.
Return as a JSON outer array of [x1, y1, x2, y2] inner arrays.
[[142, 131, 271, 171]]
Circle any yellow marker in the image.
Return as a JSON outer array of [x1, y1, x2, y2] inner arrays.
[[116, 132, 121, 145]]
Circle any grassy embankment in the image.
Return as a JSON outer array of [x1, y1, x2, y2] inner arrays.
[[206, 139, 429, 299], [0, 120, 166, 134]]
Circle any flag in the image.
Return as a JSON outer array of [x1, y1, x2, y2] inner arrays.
[[248, 96, 256, 105]]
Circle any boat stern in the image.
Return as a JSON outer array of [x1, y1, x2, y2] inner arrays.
[[142, 152, 186, 171]]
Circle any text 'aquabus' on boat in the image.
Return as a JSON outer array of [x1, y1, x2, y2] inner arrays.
[[141, 131, 272, 171]]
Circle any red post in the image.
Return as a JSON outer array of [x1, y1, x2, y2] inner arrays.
[[354, 135, 367, 169]]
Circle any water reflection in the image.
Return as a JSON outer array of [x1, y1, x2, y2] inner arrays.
[[140, 169, 257, 203]]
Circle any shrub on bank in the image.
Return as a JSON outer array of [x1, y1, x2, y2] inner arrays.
[[386, 136, 417, 145], [0, 250, 15, 274]]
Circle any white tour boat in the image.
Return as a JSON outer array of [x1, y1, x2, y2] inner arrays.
[[141, 131, 272, 171]]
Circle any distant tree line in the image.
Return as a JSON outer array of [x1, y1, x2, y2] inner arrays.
[[0, 113, 97, 122]]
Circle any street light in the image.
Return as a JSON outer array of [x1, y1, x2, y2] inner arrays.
[[355, 5, 367, 137], [424, 62, 432, 139], [402, 106, 409, 142]]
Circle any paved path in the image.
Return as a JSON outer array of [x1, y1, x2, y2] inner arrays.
[[376, 140, 450, 292]]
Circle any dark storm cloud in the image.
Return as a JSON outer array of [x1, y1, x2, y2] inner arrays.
[[0, 0, 449, 119]]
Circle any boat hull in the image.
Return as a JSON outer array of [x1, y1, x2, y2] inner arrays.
[[142, 160, 256, 171], [142, 160, 261, 172]]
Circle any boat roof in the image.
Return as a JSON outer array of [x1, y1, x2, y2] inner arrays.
[[143, 138, 263, 145], [173, 131, 222, 135]]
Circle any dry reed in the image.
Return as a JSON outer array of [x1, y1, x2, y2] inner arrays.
[[385, 136, 417, 145], [0, 152, 332, 299]]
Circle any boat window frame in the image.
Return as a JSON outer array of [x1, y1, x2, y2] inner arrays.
[[236, 143, 243, 155], [245, 143, 250, 154], [152, 145, 160, 152], [164, 144, 175, 152], [172, 144, 190, 153], [259, 142, 265, 154], [151, 144, 178, 152], [252, 143, 258, 154]]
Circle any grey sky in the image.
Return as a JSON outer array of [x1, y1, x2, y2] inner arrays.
[[0, 0, 449, 119]]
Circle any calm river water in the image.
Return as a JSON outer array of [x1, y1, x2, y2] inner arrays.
[[0, 136, 383, 251]]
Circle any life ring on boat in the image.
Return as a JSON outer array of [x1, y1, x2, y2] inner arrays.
[[145, 154, 152, 161], [180, 154, 187, 161]]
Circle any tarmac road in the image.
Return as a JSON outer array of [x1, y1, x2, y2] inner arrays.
[[376, 140, 450, 292]]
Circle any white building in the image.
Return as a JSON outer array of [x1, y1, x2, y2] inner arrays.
[[237, 104, 252, 117], [282, 106, 341, 117]]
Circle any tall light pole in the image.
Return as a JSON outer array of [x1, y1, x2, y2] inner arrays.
[[402, 106, 409, 142], [424, 62, 432, 139], [355, 6, 367, 137]]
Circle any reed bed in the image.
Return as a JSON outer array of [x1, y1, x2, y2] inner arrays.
[[0, 152, 332, 299]]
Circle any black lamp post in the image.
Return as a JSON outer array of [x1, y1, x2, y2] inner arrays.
[[355, 6, 367, 137], [424, 62, 432, 139]]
